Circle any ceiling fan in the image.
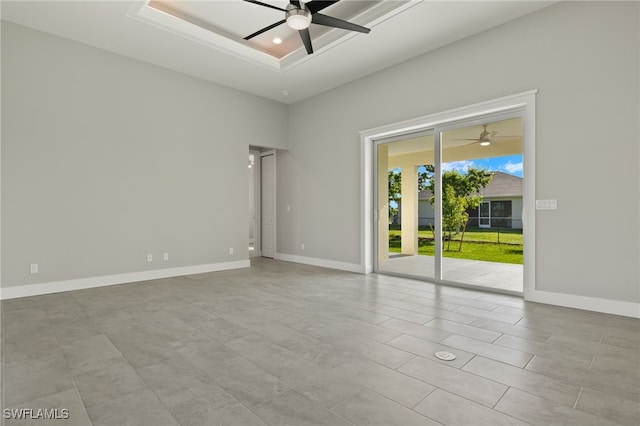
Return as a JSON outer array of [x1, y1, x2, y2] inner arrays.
[[243, 0, 371, 55], [456, 124, 518, 147]]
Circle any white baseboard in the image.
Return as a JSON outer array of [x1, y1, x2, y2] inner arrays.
[[526, 288, 640, 318], [274, 253, 365, 274], [0, 260, 250, 300]]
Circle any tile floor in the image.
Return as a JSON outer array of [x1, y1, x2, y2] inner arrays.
[[1, 258, 638, 426]]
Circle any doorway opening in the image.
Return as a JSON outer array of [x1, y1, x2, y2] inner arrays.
[[249, 149, 277, 259], [248, 150, 260, 257]]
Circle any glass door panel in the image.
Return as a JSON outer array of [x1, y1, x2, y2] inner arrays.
[[440, 117, 524, 292], [375, 134, 435, 281]]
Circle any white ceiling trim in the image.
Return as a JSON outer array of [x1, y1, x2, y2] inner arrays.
[[128, 0, 281, 70], [128, 0, 421, 73]]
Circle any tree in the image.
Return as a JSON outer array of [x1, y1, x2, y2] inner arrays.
[[388, 170, 401, 221], [428, 168, 493, 251]]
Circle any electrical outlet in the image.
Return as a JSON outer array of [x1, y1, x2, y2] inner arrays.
[[147, 254, 153, 262], [30, 263, 39, 274], [301, 243, 305, 250], [163, 253, 169, 261], [229, 247, 234, 255]]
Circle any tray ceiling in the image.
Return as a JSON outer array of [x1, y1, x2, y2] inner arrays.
[[1, 1, 557, 103]]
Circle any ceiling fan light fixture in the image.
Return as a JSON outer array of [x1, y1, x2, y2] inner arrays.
[[480, 141, 491, 147], [286, 7, 312, 30]]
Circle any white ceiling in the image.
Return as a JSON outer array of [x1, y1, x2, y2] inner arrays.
[[1, 1, 556, 104]]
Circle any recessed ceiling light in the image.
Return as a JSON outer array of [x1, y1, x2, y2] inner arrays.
[[273, 37, 282, 45]]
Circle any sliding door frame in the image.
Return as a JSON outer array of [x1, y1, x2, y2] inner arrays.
[[361, 90, 537, 297]]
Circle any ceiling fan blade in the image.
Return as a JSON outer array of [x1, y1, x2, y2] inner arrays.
[[244, 19, 286, 40], [454, 138, 483, 141], [493, 135, 520, 140], [311, 13, 370, 33], [299, 28, 313, 54], [290, 0, 301, 7], [243, 0, 287, 12], [306, 1, 340, 14]]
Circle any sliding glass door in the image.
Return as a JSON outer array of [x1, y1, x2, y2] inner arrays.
[[374, 114, 524, 294]]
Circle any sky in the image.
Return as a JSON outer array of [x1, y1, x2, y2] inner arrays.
[[441, 154, 523, 177], [415, 154, 523, 178]]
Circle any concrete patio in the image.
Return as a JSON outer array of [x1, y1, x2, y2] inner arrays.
[[379, 255, 523, 293]]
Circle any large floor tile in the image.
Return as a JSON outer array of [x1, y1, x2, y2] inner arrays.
[[85, 387, 178, 426], [424, 318, 501, 343], [469, 317, 552, 342], [72, 356, 148, 408], [108, 332, 181, 369], [462, 356, 579, 406], [59, 334, 123, 373], [379, 318, 452, 343], [454, 306, 522, 324], [328, 334, 416, 369], [440, 334, 533, 367], [4, 356, 75, 406], [139, 358, 266, 426], [331, 389, 440, 426], [398, 356, 507, 408], [191, 352, 290, 408], [375, 306, 433, 324], [525, 354, 640, 398], [575, 386, 640, 426], [348, 360, 436, 408], [492, 333, 593, 365], [414, 389, 527, 426], [495, 388, 621, 426], [386, 334, 475, 368], [251, 390, 352, 426]]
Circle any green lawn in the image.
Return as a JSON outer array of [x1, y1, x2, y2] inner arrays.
[[389, 227, 523, 264]]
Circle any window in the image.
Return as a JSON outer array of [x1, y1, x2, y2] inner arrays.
[[491, 200, 512, 228]]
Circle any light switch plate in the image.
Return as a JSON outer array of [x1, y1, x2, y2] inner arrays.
[[536, 199, 558, 210]]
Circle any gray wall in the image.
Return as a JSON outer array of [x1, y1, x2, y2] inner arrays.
[[2, 2, 638, 306], [1, 21, 288, 287], [280, 2, 639, 303]]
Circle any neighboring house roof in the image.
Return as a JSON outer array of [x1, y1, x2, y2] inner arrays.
[[418, 171, 522, 200]]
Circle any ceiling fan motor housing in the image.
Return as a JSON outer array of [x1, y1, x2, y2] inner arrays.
[[286, 4, 312, 30]]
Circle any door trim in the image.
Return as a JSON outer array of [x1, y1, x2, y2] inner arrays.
[[260, 150, 276, 258], [361, 90, 537, 297]]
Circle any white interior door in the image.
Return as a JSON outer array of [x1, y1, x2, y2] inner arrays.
[[261, 153, 275, 258]]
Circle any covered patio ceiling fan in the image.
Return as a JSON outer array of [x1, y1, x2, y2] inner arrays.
[[243, 0, 371, 54], [456, 124, 519, 147]]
